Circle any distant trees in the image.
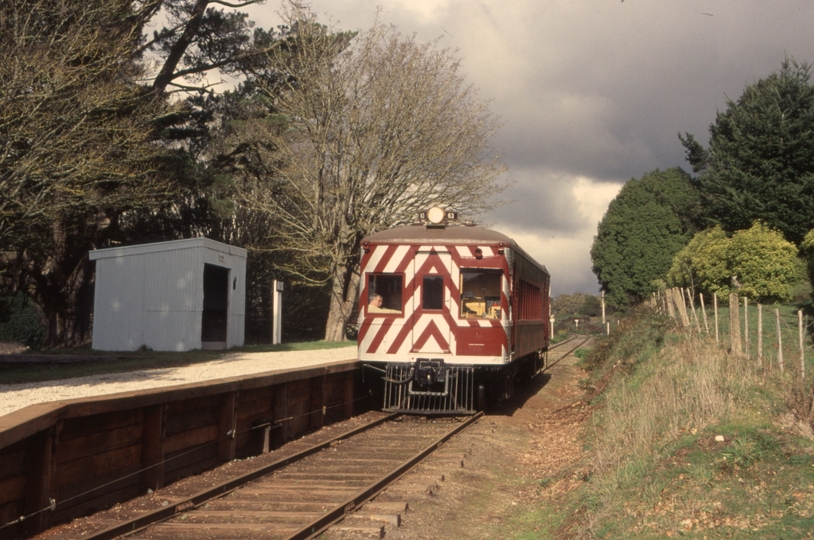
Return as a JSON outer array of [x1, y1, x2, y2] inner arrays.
[[552, 293, 602, 319], [219, 9, 506, 340], [667, 222, 799, 303], [590, 168, 703, 309], [681, 58, 814, 244]]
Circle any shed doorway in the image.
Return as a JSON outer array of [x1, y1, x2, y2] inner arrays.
[[202, 264, 229, 349]]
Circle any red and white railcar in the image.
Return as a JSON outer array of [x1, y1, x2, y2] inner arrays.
[[357, 209, 550, 414]]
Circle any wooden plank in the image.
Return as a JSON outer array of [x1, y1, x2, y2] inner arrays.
[[56, 423, 143, 465], [0, 501, 23, 540], [142, 404, 165, 491], [0, 443, 26, 481], [164, 424, 218, 455], [52, 481, 143, 525], [235, 396, 274, 420], [165, 403, 219, 436], [235, 386, 272, 405], [56, 444, 142, 488], [59, 409, 141, 442], [0, 476, 25, 506], [218, 391, 237, 463], [54, 462, 142, 510]]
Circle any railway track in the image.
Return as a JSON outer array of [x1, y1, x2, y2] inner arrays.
[[544, 335, 591, 371], [83, 413, 481, 540]]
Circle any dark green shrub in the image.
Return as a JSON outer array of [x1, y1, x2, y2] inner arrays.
[[0, 294, 46, 348]]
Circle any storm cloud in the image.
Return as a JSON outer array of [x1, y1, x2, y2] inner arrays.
[[243, 0, 814, 294]]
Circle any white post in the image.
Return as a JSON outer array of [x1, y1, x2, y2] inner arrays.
[[606, 321, 610, 335], [273, 279, 283, 345]]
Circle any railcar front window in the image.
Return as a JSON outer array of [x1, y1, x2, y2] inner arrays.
[[460, 269, 502, 319], [367, 274, 403, 314], [422, 276, 444, 310]]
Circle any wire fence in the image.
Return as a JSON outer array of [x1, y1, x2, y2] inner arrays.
[[650, 288, 813, 377]]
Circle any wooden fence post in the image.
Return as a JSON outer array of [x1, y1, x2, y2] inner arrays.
[[729, 293, 742, 355], [700, 293, 709, 333], [688, 290, 701, 331], [665, 289, 675, 320], [757, 303, 763, 368], [776, 308, 784, 372], [743, 297, 749, 359], [674, 288, 690, 327], [714, 293, 719, 345], [799, 310, 805, 379]]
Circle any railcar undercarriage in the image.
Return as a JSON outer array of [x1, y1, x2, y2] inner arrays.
[[373, 352, 547, 414]]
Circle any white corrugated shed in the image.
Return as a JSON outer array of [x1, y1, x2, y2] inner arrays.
[[89, 238, 247, 352]]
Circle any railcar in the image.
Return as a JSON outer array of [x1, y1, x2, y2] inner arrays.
[[357, 207, 551, 414]]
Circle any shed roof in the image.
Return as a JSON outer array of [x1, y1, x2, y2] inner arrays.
[[89, 237, 247, 261]]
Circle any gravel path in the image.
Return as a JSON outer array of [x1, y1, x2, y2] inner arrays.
[[0, 346, 357, 418]]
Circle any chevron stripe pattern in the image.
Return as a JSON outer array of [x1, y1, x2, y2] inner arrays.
[[358, 242, 512, 366]]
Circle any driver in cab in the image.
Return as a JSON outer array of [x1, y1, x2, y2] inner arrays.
[[368, 293, 399, 314]]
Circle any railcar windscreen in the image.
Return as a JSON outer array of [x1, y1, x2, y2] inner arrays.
[[422, 276, 444, 310], [367, 273, 403, 314], [459, 269, 502, 319]]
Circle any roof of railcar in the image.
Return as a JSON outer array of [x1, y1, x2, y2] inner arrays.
[[363, 224, 549, 275]]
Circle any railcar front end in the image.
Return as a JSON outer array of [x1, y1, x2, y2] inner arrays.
[[357, 210, 550, 414]]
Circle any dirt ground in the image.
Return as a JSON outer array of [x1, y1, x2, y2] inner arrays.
[[32, 341, 591, 540], [358, 342, 591, 540]]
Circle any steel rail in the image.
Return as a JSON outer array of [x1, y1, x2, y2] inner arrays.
[[543, 336, 591, 372], [286, 412, 483, 540], [84, 413, 399, 540]]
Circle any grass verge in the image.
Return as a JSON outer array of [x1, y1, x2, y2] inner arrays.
[[529, 307, 814, 539]]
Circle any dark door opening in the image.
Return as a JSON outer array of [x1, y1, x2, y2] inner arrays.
[[202, 264, 229, 346]]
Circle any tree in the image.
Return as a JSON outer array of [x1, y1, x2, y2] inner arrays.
[[591, 168, 702, 309], [800, 230, 814, 297], [0, 0, 189, 344], [219, 9, 506, 340], [0, 0, 285, 345], [681, 58, 814, 244], [666, 226, 731, 296], [668, 222, 798, 303]]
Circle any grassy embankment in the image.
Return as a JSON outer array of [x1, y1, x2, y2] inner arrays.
[[520, 307, 814, 539], [0, 341, 355, 385]]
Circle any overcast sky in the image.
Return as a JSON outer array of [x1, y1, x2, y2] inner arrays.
[[240, 0, 814, 295]]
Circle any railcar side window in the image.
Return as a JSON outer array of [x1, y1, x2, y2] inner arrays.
[[422, 276, 444, 310], [367, 274, 403, 314], [459, 269, 502, 319], [516, 279, 543, 320]]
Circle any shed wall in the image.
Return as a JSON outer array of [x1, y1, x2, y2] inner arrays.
[[93, 247, 204, 351], [91, 240, 246, 352]]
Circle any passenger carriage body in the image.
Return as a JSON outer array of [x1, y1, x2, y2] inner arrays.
[[358, 217, 550, 414]]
